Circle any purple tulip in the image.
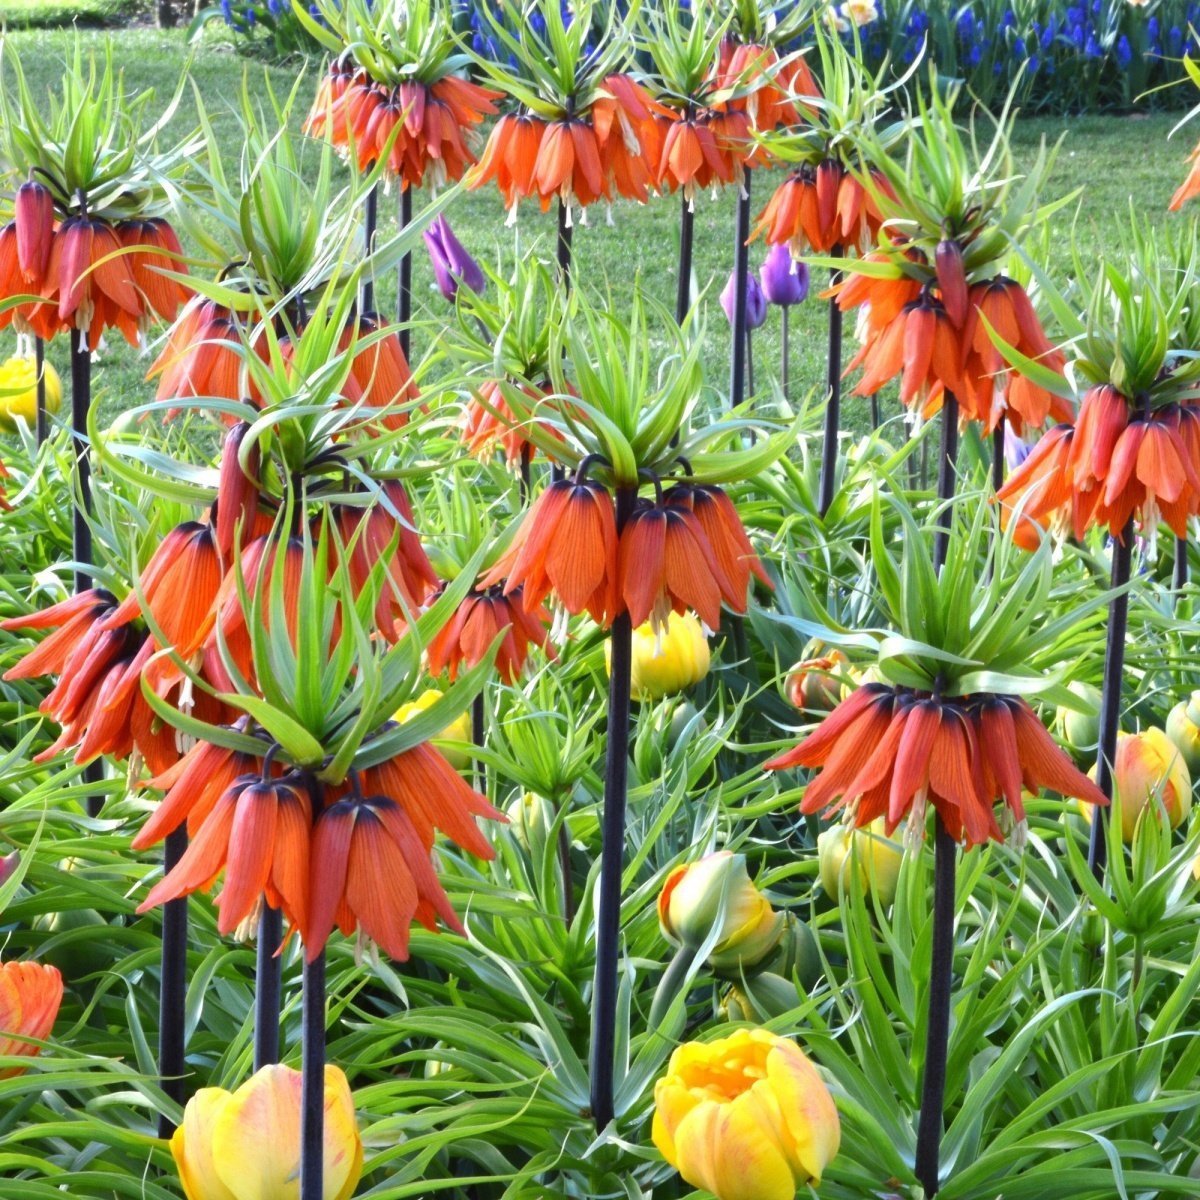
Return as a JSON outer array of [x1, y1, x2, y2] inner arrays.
[[759, 244, 809, 307], [423, 215, 485, 302], [0, 851, 17, 889], [721, 269, 768, 330]]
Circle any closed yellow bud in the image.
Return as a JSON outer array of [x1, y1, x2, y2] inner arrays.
[[653, 1027, 840, 1200], [171, 1063, 362, 1200], [1082, 728, 1192, 840], [817, 819, 904, 907], [658, 851, 783, 972], [394, 688, 472, 772], [504, 790, 555, 850], [0, 355, 61, 429], [613, 611, 709, 701], [1166, 691, 1200, 777]]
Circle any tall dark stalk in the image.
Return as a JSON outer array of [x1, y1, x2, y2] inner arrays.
[[69, 329, 92, 592], [362, 184, 378, 315], [676, 192, 694, 325], [556, 198, 574, 290], [991, 425, 1005, 494], [932, 394, 959, 574], [590, 483, 636, 1131], [914, 816, 956, 1197], [255, 904, 283, 1071], [912, 394, 961, 1196], [69, 329, 105, 817], [35, 336, 47, 445], [156, 825, 189, 1138], [300, 950, 327, 1200], [729, 174, 752, 409], [818, 246, 845, 517], [472, 691, 486, 792], [870, 393, 880, 431], [1088, 520, 1134, 878], [1173, 536, 1189, 595], [519, 444, 532, 505], [398, 185, 413, 361]]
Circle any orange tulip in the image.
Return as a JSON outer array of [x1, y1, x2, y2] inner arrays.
[[0, 961, 63, 1079]]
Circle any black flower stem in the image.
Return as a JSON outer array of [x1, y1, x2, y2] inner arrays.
[[780, 306, 790, 397], [590, 482, 636, 1132], [914, 815, 957, 1197], [913, 391, 963, 1192], [362, 183, 378, 315], [932, 393, 959, 574], [399, 185, 413, 361], [557, 197, 574, 291], [34, 335, 47, 446], [818, 246, 845, 517], [557, 817, 576, 925], [991, 425, 1005, 494], [1173, 535, 1189, 595], [676, 191, 694, 325], [1088, 520, 1134, 879], [299, 950, 327, 1200], [729, 173, 752, 409], [254, 903, 283, 1071], [156, 825, 189, 1138], [870, 392, 880, 431], [472, 690, 486, 792], [69, 329, 105, 818], [519, 444, 532, 506]]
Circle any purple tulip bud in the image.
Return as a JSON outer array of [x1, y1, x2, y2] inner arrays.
[[759, 244, 810, 307], [721, 268, 768, 330], [423, 215, 485, 302], [1004, 428, 1031, 471], [0, 851, 18, 889]]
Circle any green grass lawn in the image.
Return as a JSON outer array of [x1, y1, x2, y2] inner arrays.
[[1, 28, 1194, 436], [0, 0, 144, 27]]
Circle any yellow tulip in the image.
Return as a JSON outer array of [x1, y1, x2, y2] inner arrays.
[[0, 354, 62, 429], [1081, 727, 1192, 840], [394, 688, 472, 772], [784, 645, 851, 713], [653, 1027, 840, 1200], [658, 851, 783, 972], [817, 818, 904, 907], [1166, 691, 1200, 776], [613, 611, 709, 701], [172, 1064, 362, 1200], [504, 790, 555, 850]]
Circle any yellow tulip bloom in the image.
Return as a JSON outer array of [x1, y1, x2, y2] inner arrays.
[[1082, 727, 1192, 840], [171, 1064, 363, 1200], [394, 687, 473, 772], [0, 354, 61, 429], [612, 610, 709, 701], [653, 1028, 840, 1200]]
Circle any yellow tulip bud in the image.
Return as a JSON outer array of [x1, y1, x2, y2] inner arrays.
[[171, 1064, 362, 1200], [658, 851, 783, 972], [653, 1028, 840, 1200], [1166, 691, 1200, 777], [0, 354, 62, 430], [504, 790, 555, 850], [1081, 728, 1192, 840], [1055, 681, 1102, 755], [394, 688, 472, 772], [817, 818, 904, 907], [615, 611, 709, 701]]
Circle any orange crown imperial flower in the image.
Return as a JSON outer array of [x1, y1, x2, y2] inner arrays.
[[754, 162, 892, 255], [766, 684, 1107, 847], [425, 583, 554, 684], [0, 960, 64, 1079]]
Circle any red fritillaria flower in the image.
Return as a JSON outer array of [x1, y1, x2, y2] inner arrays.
[[42, 215, 143, 346], [307, 746, 502, 962], [664, 483, 772, 604], [484, 478, 620, 627], [753, 163, 891, 255], [425, 584, 554, 683], [996, 385, 1200, 544], [116, 218, 190, 328], [765, 684, 1107, 847], [147, 297, 246, 405], [0, 960, 64, 1079], [306, 66, 500, 190], [216, 421, 263, 561], [139, 772, 312, 939], [339, 314, 421, 430], [14, 181, 54, 284]]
